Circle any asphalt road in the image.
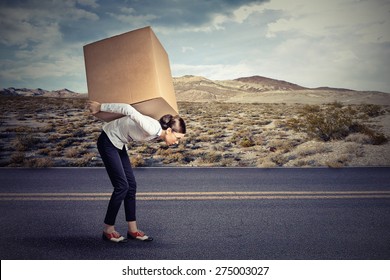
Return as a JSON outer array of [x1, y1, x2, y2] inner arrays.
[[0, 167, 389, 260]]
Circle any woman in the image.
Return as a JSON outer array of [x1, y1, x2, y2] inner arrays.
[[88, 101, 186, 243]]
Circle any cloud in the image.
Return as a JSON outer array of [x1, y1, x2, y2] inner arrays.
[[181, 47, 195, 53], [263, 0, 390, 43], [244, 0, 390, 91], [107, 7, 159, 27], [0, 1, 99, 47], [104, 0, 268, 33], [77, 0, 99, 9]]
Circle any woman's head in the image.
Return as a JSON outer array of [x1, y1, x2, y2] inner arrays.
[[159, 114, 186, 145]]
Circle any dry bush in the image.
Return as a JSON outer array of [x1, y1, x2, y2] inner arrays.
[[267, 138, 299, 153], [72, 129, 86, 138], [37, 148, 51, 156], [270, 153, 290, 166], [25, 157, 54, 168], [295, 143, 332, 157], [10, 152, 25, 165], [64, 147, 81, 158], [130, 155, 146, 167], [325, 154, 352, 168], [288, 104, 388, 143], [196, 151, 223, 165], [360, 128, 388, 145], [70, 152, 98, 167], [12, 135, 41, 151], [344, 143, 365, 158], [230, 129, 259, 147], [162, 153, 184, 164], [358, 104, 384, 117]]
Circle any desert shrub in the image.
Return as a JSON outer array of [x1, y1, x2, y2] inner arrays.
[[362, 129, 388, 145], [212, 143, 228, 152], [295, 143, 332, 157], [304, 107, 354, 141], [70, 153, 97, 167], [206, 151, 223, 163], [40, 124, 54, 133], [268, 139, 298, 153], [82, 152, 97, 160], [344, 143, 365, 158], [130, 155, 146, 167], [325, 154, 352, 168], [72, 129, 86, 138], [138, 145, 157, 155], [359, 104, 384, 117], [300, 104, 321, 114], [64, 148, 81, 158], [13, 135, 40, 151], [25, 157, 54, 168], [198, 135, 213, 142], [156, 146, 172, 156], [240, 137, 255, 147], [220, 158, 236, 166], [38, 148, 51, 156], [10, 152, 25, 164], [49, 150, 62, 157], [48, 133, 70, 141], [349, 124, 388, 145], [270, 153, 289, 166], [285, 118, 301, 132], [231, 129, 258, 147], [328, 101, 343, 108], [57, 138, 75, 148], [257, 157, 277, 168], [14, 126, 34, 133], [288, 104, 387, 143], [162, 153, 184, 164]]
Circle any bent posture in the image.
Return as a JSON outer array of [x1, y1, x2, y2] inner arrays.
[[88, 101, 186, 242]]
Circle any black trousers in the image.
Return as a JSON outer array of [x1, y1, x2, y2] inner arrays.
[[97, 131, 137, 225]]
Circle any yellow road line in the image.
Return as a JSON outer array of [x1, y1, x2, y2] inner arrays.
[[0, 191, 389, 201]]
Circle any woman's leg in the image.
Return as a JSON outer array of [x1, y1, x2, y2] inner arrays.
[[97, 132, 129, 227], [118, 147, 137, 224], [118, 147, 153, 241]]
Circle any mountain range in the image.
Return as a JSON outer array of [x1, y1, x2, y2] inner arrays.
[[1, 75, 389, 104], [0, 87, 84, 98]]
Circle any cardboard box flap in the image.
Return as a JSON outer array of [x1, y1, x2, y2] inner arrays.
[[133, 97, 178, 120]]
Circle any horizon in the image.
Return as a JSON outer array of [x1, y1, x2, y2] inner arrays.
[[1, 73, 390, 94]]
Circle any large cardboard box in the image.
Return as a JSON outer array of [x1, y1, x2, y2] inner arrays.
[[83, 26, 178, 121]]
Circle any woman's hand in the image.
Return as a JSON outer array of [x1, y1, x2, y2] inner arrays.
[[87, 100, 101, 115]]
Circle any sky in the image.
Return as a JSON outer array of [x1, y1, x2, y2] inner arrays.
[[0, 0, 389, 93]]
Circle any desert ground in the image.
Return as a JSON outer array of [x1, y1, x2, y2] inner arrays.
[[1, 91, 389, 168]]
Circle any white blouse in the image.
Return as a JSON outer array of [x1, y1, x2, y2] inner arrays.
[[100, 103, 162, 150]]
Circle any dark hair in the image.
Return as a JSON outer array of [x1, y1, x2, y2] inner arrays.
[[159, 114, 186, 134]]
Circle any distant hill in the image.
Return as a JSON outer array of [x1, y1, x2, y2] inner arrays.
[[2, 75, 389, 104], [234, 76, 306, 91], [0, 87, 86, 98], [173, 75, 390, 105]]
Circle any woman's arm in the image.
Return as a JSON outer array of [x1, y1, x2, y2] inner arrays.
[[100, 103, 140, 117], [98, 102, 162, 136]]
